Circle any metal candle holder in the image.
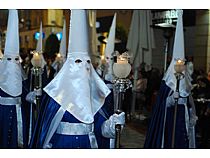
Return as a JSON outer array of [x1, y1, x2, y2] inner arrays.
[[31, 66, 43, 120], [30, 50, 44, 121], [171, 58, 185, 148], [112, 52, 132, 148], [113, 78, 132, 148]]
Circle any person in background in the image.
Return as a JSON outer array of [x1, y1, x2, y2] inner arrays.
[[186, 56, 194, 76], [144, 10, 197, 148], [135, 70, 147, 118], [0, 9, 28, 148], [192, 76, 210, 148]]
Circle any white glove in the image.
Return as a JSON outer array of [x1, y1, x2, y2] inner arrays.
[[173, 91, 179, 99], [26, 91, 36, 104], [101, 112, 125, 139], [166, 91, 180, 107]]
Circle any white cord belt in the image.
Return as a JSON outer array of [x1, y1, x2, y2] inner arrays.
[[0, 96, 21, 105], [56, 122, 94, 135]]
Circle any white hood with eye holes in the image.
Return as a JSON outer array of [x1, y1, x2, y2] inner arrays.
[[44, 10, 110, 124], [44, 52, 110, 124], [0, 10, 22, 97], [0, 56, 22, 97]]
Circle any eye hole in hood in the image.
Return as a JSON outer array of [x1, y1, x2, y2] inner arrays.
[[75, 59, 82, 63]]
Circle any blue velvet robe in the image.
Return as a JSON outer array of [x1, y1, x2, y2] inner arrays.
[[29, 92, 113, 149], [0, 88, 28, 148], [20, 65, 56, 147], [144, 81, 190, 148]]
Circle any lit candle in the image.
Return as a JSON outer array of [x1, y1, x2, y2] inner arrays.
[[57, 53, 61, 58], [31, 52, 42, 67], [176, 59, 183, 65], [56, 53, 62, 62], [113, 54, 131, 78], [174, 59, 185, 73], [117, 55, 128, 64]]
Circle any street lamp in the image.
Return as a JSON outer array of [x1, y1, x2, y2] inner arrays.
[[112, 51, 132, 148], [152, 10, 178, 72]]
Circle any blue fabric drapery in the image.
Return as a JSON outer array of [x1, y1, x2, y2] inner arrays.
[[144, 81, 189, 148]]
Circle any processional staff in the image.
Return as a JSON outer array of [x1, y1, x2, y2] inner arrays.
[[31, 51, 43, 120], [113, 52, 132, 148], [171, 58, 185, 148]]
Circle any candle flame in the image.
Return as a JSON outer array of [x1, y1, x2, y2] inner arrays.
[[176, 59, 185, 65], [101, 55, 105, 60], [35, 52, 39, 57], [177, 59, 182, 63], [57, 53, 61, 58]]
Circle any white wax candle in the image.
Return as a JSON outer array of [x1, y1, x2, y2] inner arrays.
[[32, 52, 42, 67], [117, 56, 128, 64], [56, 53, 62, 62]]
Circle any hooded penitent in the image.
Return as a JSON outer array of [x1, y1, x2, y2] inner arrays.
[[163, 10, 192, 97], [44, 9, 110, 124], [51, 20, 67, 72], [35, 22, 46, 68], [104, 13, 116, 82], [144, 10, 195, 149], [59, 19, 67, 61], [0, 9, 22, 97]]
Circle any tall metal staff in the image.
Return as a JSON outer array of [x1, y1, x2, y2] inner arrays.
[[113, 52, 132, 148], [171, 59, 185, 148], [31, 51, 43, 120]]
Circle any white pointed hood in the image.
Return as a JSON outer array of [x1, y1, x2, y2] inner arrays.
[[163, 10, 192, 97], [44, 9, 111, 124], [0, 9, 22, 97], [52, 20, 67, 72], [59, 20, 67, 59], [4, 10, 19, 57], [104, 13, 116, 82], [35, 22, 46, 68]]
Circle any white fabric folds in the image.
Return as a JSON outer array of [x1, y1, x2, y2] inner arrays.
[[44, 52, 110, 124]]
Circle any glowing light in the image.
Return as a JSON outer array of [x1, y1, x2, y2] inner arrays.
[[31, 51, 42, 67], [174, 58, 185, 73], [34, 32, 45, 40], [57, 53, 61, 58], [56, 32, 62, 41]]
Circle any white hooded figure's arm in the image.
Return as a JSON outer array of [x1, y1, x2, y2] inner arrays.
[[101, 112, 125, 138]]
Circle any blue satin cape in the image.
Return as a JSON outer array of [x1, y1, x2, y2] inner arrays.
[[144, 81, 190, 148], [29, 92, 113, 149]]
